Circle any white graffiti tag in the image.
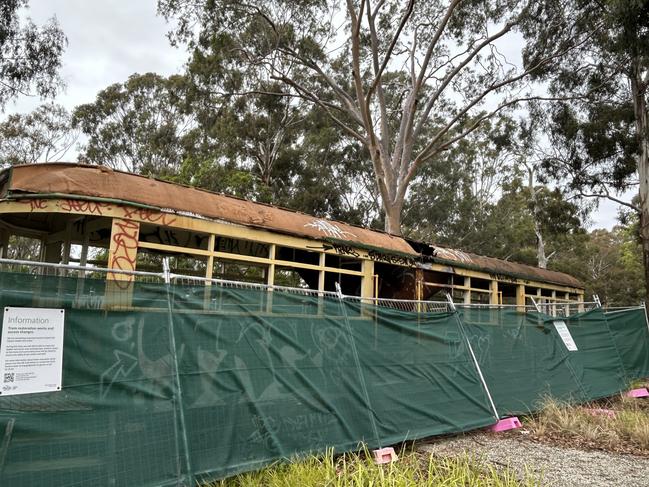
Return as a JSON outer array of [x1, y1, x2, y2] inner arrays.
[[435, 247, 473, 264], [304, 219, 357, 239], [100, 350, 138, 399]]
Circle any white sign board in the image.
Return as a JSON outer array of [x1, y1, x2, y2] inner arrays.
[[0, 307, 65, 396], [553, 320, 578, 351]]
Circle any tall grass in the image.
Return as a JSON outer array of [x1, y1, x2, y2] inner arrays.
[[526, 396, 649, 452], [207, 448, 539, 487]]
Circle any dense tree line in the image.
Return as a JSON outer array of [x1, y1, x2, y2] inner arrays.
[[0, 0, 647, 306]]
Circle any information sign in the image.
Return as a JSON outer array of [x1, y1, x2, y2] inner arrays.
[[0, 307, 65, 396]]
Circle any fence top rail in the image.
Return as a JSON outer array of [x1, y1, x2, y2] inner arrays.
[[456, 302, 599, 309], [0, 258, 608, 311], [0, 258, 162, 278], [343, 295, 449, 306], [604, 306, 645, 313]]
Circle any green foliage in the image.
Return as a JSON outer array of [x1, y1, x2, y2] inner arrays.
[[553, 223, 645, 306], [4, 235, 39, 261], [540, 99, 638, 194], [0, 103, 76, 165], [403, 118, 586, 268], [72, 72, 195, 177], [0, 0, 66, 108], [181, 40, 380, 222]]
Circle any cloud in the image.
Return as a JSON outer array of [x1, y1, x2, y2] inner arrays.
[[8, 0, 186, 114]]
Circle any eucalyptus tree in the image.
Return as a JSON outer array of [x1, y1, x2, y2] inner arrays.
[[0, 0, 66, 108], [184, 42, 379, 220], [0, 103, 77, 165], [72, 73, 196, 177], [159, 0, 590, 235], [527, 0, 649, 297]]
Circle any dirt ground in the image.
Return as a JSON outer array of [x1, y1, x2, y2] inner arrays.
[[420, 430, 649, 487]]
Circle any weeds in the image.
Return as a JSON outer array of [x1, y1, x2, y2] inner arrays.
[[206, 447, 539, 486], [525, 395, 649, 454]]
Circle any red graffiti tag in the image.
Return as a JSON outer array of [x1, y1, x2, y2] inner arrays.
[[19, 199, 49, 211], [59, 200, 112, 215], [108, 219, 139, 289], [121, 206, 177, 226]]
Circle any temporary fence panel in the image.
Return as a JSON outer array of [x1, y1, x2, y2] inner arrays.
[[342, 300, 497, 446], [0, 267, 646, 486], [0, 272, 183, 487], [0, 272, 497, 486], [171, 284, 375, 481], [459, 307, 585, 415], [459, 307, 628, 416], [606, 307, 649, 381], [556, 308, 627, 402]]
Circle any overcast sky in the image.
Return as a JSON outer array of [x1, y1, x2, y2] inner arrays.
[[9, 0, 186, 114], [5, 0, 631, 230]]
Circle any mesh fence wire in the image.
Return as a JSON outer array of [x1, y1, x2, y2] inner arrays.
[[0, 267, 647, 486]]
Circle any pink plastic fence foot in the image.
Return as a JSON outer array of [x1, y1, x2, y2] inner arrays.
[[372, 447, 398, 464], [626, 388, 649, 398], [585, 408, 616, 418], [489, 417, 522, 432]]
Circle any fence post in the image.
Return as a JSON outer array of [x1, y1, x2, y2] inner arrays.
[[162, 257, 193, 485], [642, 301, 649, 334], [445, 294, 500, 421], [335, 282, 382, 448]]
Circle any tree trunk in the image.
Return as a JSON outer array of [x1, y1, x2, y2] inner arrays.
[[640, 211, 649, 304], [636, 125, 649, 304], [384, 200, 403, 236], [631, 62, 649, 303], [526, 166, 549, 268], [535, 222, 549, 269]]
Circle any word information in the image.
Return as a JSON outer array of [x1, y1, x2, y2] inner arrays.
[[0, 307, 65, 396]]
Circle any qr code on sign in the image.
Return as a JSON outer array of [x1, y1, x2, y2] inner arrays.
[[4, 373, 14, 383]]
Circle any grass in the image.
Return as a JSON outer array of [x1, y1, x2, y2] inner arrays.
[[524, 395, 649, 454], [206, 447, 540, 487], [204, 393, 649, 485]]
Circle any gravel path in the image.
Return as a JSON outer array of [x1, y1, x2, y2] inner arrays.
[[419, 432, 649, 486]]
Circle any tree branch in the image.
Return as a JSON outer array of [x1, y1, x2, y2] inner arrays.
[[413, 0, 463, 92], [578, 192, 639, 212], [270, 74, 366, 144], [366, 0, 415, 100], [413, 20, 515, 140]]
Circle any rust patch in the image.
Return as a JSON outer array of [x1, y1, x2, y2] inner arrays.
[[6, 163, 416, 256], [2, 163, 583, 289]]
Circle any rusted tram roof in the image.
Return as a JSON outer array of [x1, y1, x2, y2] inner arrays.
[[0, 163, 583, 289], [429, 246, 583, 289]]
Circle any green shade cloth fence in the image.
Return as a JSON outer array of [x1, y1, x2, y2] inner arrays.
[[606, 307, 649, 381], [460, 307, 630, 416], [0, 271, 647, 486]]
